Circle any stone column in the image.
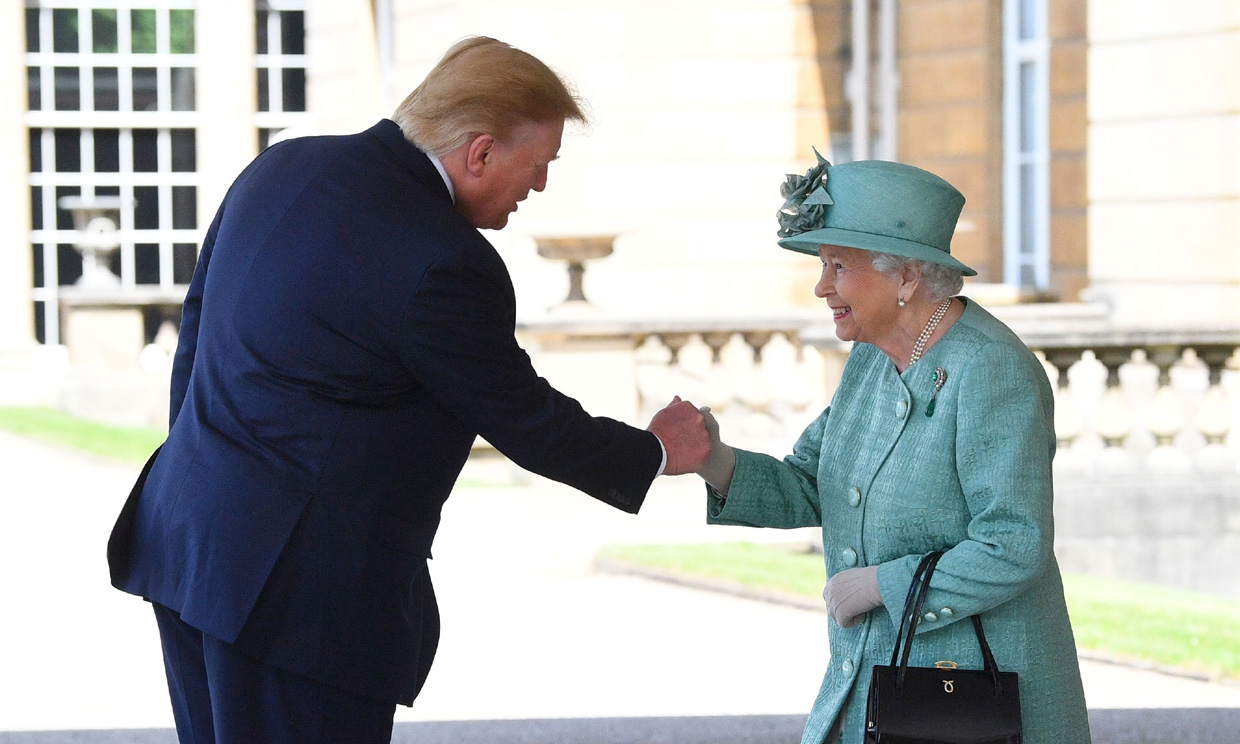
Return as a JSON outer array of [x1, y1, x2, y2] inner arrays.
[[1086, 1, 1240, 325], [306, 0, 382, 134], [196, 0, 258, 225]]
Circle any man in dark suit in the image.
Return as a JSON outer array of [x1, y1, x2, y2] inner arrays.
[[107, 36, 710, 744]]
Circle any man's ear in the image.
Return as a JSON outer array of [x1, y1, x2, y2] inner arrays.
[[464, 133, 495, 178]]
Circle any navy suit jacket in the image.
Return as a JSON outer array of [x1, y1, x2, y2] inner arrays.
[[108, 120, 662, 705]]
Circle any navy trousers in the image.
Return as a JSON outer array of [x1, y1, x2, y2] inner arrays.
[[152, 603, 397, 744]]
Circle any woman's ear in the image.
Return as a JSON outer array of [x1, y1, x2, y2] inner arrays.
[[898, 262, 922, 300]]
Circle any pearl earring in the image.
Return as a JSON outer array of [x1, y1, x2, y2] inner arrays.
[[898, 298, 906, 308]]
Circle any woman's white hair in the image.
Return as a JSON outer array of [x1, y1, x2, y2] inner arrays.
[[870, 252, 964, 304]]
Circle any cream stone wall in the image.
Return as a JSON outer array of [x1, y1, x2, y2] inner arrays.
[[196, 1, 260, 226], [304, 0, 823, 320], [304, 0, 383, 129], [1086, 0, 1240, 324], [1, 0, 34, 352]]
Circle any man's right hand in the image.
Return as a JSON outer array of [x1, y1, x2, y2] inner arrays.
[[646, 396, 711, 475]]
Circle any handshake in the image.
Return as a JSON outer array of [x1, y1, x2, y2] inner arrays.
[[645, 396, 737, 493]]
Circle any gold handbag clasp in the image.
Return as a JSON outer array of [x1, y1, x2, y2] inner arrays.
[[934, 660, 959, 670]]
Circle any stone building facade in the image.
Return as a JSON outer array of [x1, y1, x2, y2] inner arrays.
[[1, 0, 1237, 417]]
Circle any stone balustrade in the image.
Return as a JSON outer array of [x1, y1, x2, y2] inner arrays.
[[517, 301, 1240, 474]]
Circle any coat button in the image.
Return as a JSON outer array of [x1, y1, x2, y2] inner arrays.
[[923, 611, 938, 622], [842, 659, 854, 674], [847, 486, 862, 507], [895, 399, 908, 418], [940, 608, 954, 618], [841, 548, 858, 566]]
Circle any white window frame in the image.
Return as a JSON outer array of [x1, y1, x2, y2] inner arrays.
[[1002, 0, 1051, 290], [25, 0, 200, 345], [255, 0, 309, 147]]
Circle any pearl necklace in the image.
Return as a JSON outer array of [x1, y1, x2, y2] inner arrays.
[[908, 298, 952, 366]]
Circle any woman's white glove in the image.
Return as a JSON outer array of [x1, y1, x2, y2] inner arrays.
[[823, 565, 882, 628], [696, 406, 736, 494]]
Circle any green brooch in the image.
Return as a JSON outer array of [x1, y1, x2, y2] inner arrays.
[[926, 367, 947, 417]]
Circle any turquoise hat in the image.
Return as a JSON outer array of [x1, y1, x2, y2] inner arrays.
[[776, 151, 977, 276]]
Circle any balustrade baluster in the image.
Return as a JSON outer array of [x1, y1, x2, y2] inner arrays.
[[1194, 345, 1237, 470], [1043, 349, 1084, 454], [1145, 345, 1190, 471]]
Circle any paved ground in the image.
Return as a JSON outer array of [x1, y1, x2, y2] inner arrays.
[[2, 429, 1238, 740]]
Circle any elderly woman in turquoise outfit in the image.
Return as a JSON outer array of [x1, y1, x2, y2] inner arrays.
[[692, 154, 1091, 744]]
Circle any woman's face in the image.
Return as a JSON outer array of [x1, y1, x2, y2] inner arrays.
[[815, 244, 902, 346]]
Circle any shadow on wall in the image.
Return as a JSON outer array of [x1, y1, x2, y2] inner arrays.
[[1, 710, 1238, 744]]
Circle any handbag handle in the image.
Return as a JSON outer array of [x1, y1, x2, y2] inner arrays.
[[888, 551, 1005, 697]]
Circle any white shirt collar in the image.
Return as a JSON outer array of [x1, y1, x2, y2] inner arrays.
[[425, 151, 456, 203]]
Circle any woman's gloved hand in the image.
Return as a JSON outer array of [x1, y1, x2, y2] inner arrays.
[[823, 565, 882, 628], [696, 406, 736, 494]]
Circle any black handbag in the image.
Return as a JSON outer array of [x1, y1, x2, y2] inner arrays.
[[864, 551, 1023, 744]]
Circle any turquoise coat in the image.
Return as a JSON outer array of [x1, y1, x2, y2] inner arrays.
[[709, 299, 1090, 744]]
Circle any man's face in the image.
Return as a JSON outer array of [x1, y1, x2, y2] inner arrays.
[[460, 119, 564, 231]]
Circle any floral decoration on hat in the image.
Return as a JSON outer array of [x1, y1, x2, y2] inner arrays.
[[777, 147, 834, 238]]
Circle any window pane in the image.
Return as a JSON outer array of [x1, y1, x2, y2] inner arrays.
[[133, 129, 159, 172], [1019, 0, 1040, 41], [173, 243, 198, 284], [34, 302, 46, 345], [95, 129, 121, 172], [56, 186, 81, 230], [281, 12, 305, 55], [94, 67, 120, 111], [133, 67, 158, 111], [135, 243, 161, 284], [173, 186, 197, 230], [1020, 163, 1036, 257], [54, 67, 81, 111], [58, 243, 84, 286], [26, 8, 40, 53], [171, 68, 195, 111], [31, 188, 43, 231], [27, 67, 41, 111], [93, 9, 119, 53], [171, 129, 196, 172], [256, 11, 269, 54], [1019, 62, 1036, 153], [29, 129, 43, 172], [131, 9, 157, 53], [54, 129, 81, 173], [96, 185, 120, 197], [53, 8, 79, 54], [257, 69, 270, 112], [134, 186, 160, 229], [282, 68, 306, 112], [170, 9, 194, 53], [32, 241, 45, 287]]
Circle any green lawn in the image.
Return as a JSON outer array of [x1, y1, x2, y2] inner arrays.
[[598, 541, 1240, 682], [0, 407, 165, 463]]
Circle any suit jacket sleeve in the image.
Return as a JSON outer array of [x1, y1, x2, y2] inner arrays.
[[168, 203, 224, 429], [704, 407, 828, 528], [397, 239, 661, 512]]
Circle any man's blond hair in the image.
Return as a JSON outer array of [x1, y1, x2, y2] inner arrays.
[[392, 36, 586, 156]]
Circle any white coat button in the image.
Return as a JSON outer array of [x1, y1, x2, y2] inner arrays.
[[940, 608, 954, 618], [895, 399, 908, 418], [842, 659, 854, 674], [841, 548, 858, 566], [923, 611, 938, 622], [848, 487, 862, 507]]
